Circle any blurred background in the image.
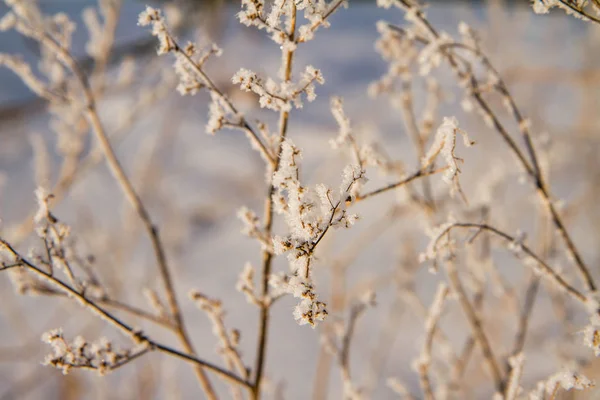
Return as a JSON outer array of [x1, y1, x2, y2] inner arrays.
[[0, 0, 599, 399]]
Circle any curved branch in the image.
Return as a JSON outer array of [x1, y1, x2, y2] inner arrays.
[[356, 167, 447, 202], [556, 0, 600, 25], [388, 0, 596, 292], [0, 238, 252, 389], [430, 223, 587, 304]]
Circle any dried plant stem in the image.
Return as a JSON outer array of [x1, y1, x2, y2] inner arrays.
[[445, 258, 504, 393], [503, 353, 524, 400], [398, 79, 435, 208], [191, 294, 249, 399], [252, 6, 297, 399], [435, 223, 587, 304], [9, 79, 172, 246], [88, 90, 217, 400], [70, 347, 153, 374], [312, 262, 347, 400], [400, 289, 458, 365], [447, 293, 482, 397], [501, 286, 534, 399], [548, 382, 561, 400], [0, 238, 251, 389], [392, 0, 596, 293], [509, 276, 539, 361], [169, 40, 275, 165], [355, 167, 447, 202], [503, 210, 549, 384], [100, 298, 174, 328], [416, 283, 449, 400], [90, 0, 122, 84], [452, 336, 475, 384], [539, 192, 594, 289], [7, 0, 128, 246], [395, 0, 596, 291], [310, 209, 396, 400], [338, 302, 368, 395], [34, 288, 174, 329], [296, 0, 347, 44], [455, 42, 593, 293], [556, 0, 600, 24], [31, 31, 217, 398]]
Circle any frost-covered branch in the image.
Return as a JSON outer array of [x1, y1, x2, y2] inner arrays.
[[421, 222, 588, 304], [137, 6, 275, 165], [376, 0, 596, 294], [527, 369, 594, 398], [269, 141, 366, 327], [1, 2, 219, 394], [0, 237, 252, 389], [532, 0, 600, 25], [420, 116, 474, 202], [41, 329, 151, 376], [355, 167, 448, 202], [445, 257, 504, 393], [190, 291, 250, 400]]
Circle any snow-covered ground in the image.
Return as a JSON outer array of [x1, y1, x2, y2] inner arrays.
[[0, 1, 599, 399]]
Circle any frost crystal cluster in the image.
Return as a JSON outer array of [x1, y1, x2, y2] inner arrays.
[[42, 329, 147, 376], [232, 65, 324, 112], [268, 139, 365, 327]]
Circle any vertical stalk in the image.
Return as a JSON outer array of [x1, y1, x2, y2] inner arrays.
[[252, 5, 297, 399], [38, 32, 217, 398], [445, 259, 504, 393]]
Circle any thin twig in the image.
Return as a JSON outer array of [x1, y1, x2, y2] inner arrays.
[[510, 277, 539, 362], [338, 302, 369, 396], [8, 76, 173, 246], [95, 298, 175, 329], [355, 167, 447, 202], [0, 238, 251, 389], [398, 79, 435, 209], [170, 42, 275, 165], [445, 257, 504, 393], [296, 0, 347, 44], [18, 283, 175, 329], [556, 0, 600, 24], [11, 23, 217, 397], [432, 223, 587, 304], [416, 283, 449, 400], [389, 0, 596, 292]]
